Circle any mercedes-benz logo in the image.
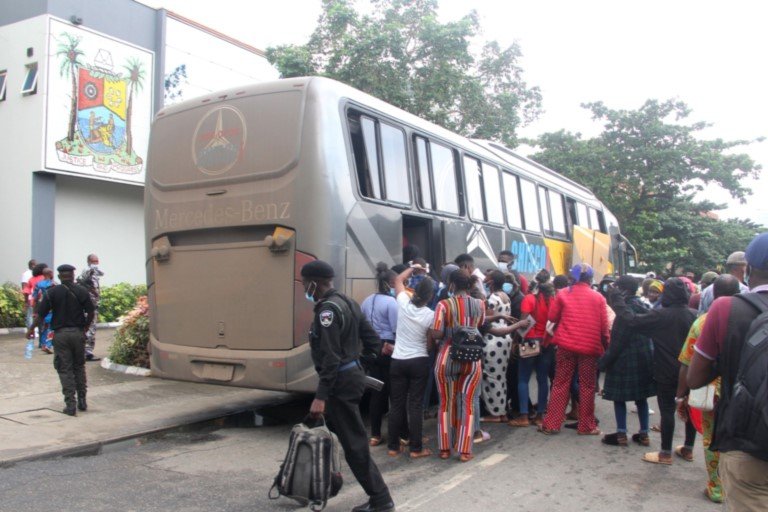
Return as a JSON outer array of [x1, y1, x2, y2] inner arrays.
[[192, 106, 247, 176]]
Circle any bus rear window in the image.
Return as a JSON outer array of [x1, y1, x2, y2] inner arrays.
[[149, 90, 303, 188]]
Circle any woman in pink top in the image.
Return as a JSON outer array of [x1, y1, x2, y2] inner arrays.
[[539, 264, 610, 435]]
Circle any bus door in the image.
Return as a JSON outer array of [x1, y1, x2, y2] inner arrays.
[[402, 214, 444, 272]]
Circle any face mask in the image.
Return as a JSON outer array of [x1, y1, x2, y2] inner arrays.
[[389, 287, 396, 296], [497, 261, 510, 272], [502, 282, 514, 294], [484, 284, 491, 295], [304, 281, 317, 303]]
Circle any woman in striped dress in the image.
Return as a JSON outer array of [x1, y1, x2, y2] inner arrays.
[[431, 269, 486, 462]]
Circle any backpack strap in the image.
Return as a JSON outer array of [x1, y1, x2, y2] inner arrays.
[[734, 292, 768, 315]]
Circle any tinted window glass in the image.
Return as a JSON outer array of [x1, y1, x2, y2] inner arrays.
[[538, 186, 552, 233], [482, 163, 503, 224], [463, 156, 484, 220], [519, 178, 540, 232], [432, 143, 459, 214], [502, 172, 523, 229], [415, 137, 432, 209], [548, 190, 567, 236], [361, 116, 381, 199], [380, 122, 409, 203]]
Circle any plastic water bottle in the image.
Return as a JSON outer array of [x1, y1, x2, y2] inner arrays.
[[24, 339, 34, 359]]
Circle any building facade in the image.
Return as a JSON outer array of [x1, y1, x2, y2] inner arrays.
[[0, 0, 278, 285]]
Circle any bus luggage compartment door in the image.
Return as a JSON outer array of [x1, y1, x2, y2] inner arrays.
[[152, 231, 294, 351]]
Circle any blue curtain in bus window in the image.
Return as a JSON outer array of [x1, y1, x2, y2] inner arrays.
[[538, 186, 552, 234], [519, 178, 541, 232], [548, 190, 567, 236], [482, 163, 503, 224], [463, 156, 484, 221], [502, 172, 523, 230], [415, 137, 433, 209], [361, 117, 382, 199], [380, 123, 410, 204], [431, 143, 459, 214]]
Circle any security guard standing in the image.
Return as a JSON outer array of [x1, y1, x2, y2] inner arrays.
[[301, 260, 395, 512], [37, 264, 95, 416]]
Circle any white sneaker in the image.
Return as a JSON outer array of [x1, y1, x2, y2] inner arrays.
[[630, 406, 655, 415]]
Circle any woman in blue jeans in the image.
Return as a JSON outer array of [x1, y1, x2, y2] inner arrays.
[[509, 270, 555, 427]]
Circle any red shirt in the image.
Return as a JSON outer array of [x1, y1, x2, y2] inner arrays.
[[27, 275, 45, 306], [520, 293, 550, 340]]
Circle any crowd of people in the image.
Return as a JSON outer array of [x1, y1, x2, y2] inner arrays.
[[303, 232, 768, 512], [20, 255, 104, 416]]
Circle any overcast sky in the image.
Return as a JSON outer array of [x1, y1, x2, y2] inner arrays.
[[139, 0, 768, 225]]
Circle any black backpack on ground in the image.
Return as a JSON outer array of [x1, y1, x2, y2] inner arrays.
[[269, 416, 343, 511], [715, 293, 768, 461]]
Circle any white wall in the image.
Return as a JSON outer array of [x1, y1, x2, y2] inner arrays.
[[53, 174, 145, 285], [0, 16, 49, 285]]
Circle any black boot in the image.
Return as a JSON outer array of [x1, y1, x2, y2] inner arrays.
[[77, 395, 87, 411], [351, 501, 395, 512], [63, 405, 76, 416]]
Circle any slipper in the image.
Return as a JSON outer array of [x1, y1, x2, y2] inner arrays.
[[650, 424, 661, 433], [459, 453, 474, 463], [438, 450, 451, 460], [410, 448, 432, 459], [481, 416, 506, 423], [369, 436, 383, 447], [473, 431, 491, 444], [642, 452, 672, 465], [674, 445, 694, 462], [387, 447, 403, 457], [578, 428, 601, 436]]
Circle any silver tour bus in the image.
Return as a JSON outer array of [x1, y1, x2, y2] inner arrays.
[[144, 77, 633, 391]]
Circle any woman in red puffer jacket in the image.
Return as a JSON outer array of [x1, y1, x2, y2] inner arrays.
[[539, 264, 609, 435]]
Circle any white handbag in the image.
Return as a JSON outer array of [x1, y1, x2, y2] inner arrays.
[[688, 383, 716, 412]]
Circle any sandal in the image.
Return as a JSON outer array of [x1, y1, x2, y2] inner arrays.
[[459, 453, 473, 463], [650, 424, 661, 433], [632, 433, 650, 447], [481, 416, 506, 423], [508, 416, 531, 427], [674, 445, 694, 462], [410, 448, 432, 459], [438, 450, 451, 460], [642, 451, 672, 465], [387, 447, 403, 457], [473, 430, 491, 444], [537, 426, 559, 435], [578, 428, 601, 436], [369, 436, 383, 447]]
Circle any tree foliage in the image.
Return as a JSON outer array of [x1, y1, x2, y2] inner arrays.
[[164, 63, 188, 103], [531, 99, 763, 275], [266, 0, 542, 147]]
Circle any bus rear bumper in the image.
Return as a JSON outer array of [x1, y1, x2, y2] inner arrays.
[[149, 335, 319, 393]]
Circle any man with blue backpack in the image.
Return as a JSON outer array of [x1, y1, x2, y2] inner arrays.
[[688, 232, 768, 511]]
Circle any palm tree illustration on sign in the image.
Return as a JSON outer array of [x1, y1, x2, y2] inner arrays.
[[53, 31, 146, 176]]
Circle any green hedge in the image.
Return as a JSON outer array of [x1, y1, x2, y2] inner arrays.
[[98, 283, 148, 322], [0, 283, 25, 328]]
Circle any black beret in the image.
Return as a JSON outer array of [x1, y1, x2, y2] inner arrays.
[[57, 264, 76, 272], [301, 260, 335, 279]]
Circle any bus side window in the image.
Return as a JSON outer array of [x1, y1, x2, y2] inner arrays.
[[538, 186, 552, 235], [414, 137, 434, 209], [482, 163, 503, 224], [519, 178, 541, 233], [548, 189, 567, 238], [430, 142, 460, 215], [589, 207, 602, 233], [502, 171, 523, 229], [463, 155, 484, 221], [380, 122, 410, 204], [576, 202, 590, 228]]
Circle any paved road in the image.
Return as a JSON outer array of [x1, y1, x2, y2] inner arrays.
[[0, 397, 721, 512]]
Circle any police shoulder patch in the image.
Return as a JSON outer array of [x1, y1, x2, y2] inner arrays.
[[319, 309, 334, 328]]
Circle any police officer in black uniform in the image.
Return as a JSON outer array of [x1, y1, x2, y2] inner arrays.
[[301, 260, 395, 512], [37, 264, 95, 416]]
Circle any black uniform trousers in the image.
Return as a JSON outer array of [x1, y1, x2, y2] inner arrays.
[[53, 327, 87, 406], [327, 366, 391, 506]]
